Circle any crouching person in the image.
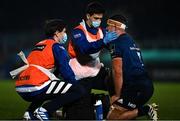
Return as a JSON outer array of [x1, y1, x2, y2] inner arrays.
[[10, 19, 86, 120]]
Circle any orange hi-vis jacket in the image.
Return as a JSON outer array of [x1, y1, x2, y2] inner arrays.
[[68, 21, 104, 58], [16, 39, 57, 86], [67, 20, 104, 80]]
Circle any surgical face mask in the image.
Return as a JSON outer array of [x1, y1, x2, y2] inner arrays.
[[59, 33, 67, 44], [92, 20, 101, 28]]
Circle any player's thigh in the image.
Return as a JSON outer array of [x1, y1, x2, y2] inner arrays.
[[118, 82, 153, 108]]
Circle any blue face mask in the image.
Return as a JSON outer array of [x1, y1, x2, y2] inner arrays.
[[59, 33, 67, 44], [92, 21, 101, 28]]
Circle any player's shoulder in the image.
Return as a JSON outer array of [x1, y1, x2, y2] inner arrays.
[[112, 36, 125, 45], [115, 33, 131, 43], [121, 33, 133, 41], [119, 33, 131, 39], [109, 34, 129, 50]]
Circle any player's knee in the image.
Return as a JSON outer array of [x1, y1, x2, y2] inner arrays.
[[107, 104, 127, 119]]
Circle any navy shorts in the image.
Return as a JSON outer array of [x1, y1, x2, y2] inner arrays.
[[114, 79, 154, 109]]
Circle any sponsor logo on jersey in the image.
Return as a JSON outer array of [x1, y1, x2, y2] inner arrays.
[[130, 47, 140, 51], [32, 45, 46, 51], [74, 33, 81, 38]]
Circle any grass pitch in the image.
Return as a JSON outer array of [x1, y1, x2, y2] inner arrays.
[[0, 80, 180, 120]]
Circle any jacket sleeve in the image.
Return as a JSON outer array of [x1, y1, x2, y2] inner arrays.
[[71, 29, 105, 54], [52, 43, 77, 83]]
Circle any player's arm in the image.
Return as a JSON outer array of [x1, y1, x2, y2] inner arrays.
[[52, 43, 77, 84], [111, 57, 123, 103], [109, 37, 124, 103]]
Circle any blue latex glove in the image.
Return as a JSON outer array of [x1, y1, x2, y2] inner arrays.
[[103, 31, 119, 44]]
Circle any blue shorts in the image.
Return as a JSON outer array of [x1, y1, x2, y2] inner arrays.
[[114, 79, 154, 109]]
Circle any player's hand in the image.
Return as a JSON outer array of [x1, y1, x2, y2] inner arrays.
[[110, 95, 120, 105], [103, 31, 119, 44]]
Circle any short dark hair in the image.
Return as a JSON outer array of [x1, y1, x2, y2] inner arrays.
[[44, 19, 66, 38], [109, 14, 128, 25], [85, 2, 105, 15]]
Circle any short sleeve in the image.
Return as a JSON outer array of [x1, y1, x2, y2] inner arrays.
[[109, 38, 124, 58]]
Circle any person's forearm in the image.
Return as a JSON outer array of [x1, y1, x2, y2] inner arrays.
[[113, 69, 123, 97], [112, 57, 123, 97], [74, 39, 104, 54]]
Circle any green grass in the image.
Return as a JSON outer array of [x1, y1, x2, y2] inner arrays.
[[150, 82, 180, 120], [0, 80, 29, 119], [0, 80, 180, 119]]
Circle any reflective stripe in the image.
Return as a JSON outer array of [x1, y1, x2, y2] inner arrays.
[[9, 51, 59, 80], [10, 51, 29, 78], [31, 64, 59, 80], [53, 82, 65, 94], [61, 83, 72, 94], [16, 80, 51, 92], [46, 81, 57, 94]]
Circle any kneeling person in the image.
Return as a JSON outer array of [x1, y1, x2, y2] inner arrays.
[[106, 14, 158, 121]]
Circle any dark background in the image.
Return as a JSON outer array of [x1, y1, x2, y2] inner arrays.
[[0, 1, 180, 119], [0, 0, 179, 80]]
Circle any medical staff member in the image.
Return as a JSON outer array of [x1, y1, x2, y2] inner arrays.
[[68, 2, 118, 81], [10, 19, 85, 120], [65, 2, 119, 119], [105, 14, 158, 121]]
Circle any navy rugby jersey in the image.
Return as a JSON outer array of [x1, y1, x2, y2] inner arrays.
[[109, 33, 148, 82]]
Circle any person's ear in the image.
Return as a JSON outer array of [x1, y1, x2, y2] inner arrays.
[[54, 31, 59, 37], [86, 14, 90, 19]]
